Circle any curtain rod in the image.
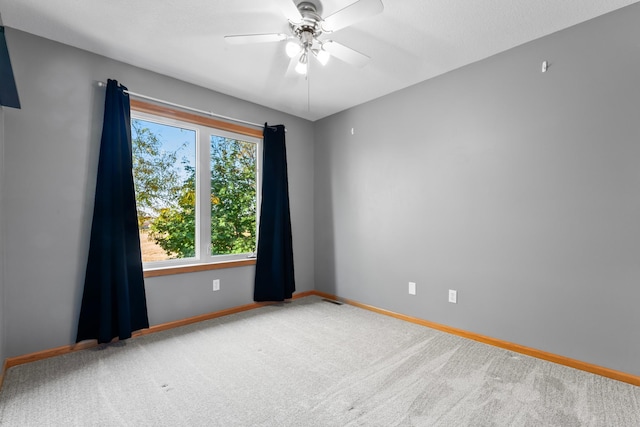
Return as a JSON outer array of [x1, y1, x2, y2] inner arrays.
[[97, 81, 280, 131]]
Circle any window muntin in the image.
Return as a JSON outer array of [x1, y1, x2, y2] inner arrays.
[[131, 110, 261, 268]]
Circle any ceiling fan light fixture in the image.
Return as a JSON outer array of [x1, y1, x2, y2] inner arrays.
[[285, 40, 301, 58], [295, 52, 308, 74], [295, 61, 308, 75], [315, 48, 330, 66]]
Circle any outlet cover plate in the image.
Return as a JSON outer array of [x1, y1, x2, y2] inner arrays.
[[408, 282, 416, 295], [213, 279, 220, 291], [448, 289, 457, 303]]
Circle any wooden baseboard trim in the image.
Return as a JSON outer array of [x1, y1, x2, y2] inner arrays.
[[4, 340, 97, 370], [133, 290, 315, 337], [0, 359, 7, 391], [2, 290, 316, 374], [3, 290, 637, 388], [312, 291, 640, 387]]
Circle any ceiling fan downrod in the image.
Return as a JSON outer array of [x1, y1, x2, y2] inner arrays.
[[289, 1, 330, 73]]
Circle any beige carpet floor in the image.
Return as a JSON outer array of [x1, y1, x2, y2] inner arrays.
[[0, 296, 638, 426]]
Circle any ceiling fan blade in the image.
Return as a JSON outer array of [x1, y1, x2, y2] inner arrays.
[[322, 0, 384, 32], [322, 40, 370, 67], [280, 0, 303, 23], [224, 33, 288, 45]]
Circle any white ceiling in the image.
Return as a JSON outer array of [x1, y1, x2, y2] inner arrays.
[[1, 0, 638, 121]]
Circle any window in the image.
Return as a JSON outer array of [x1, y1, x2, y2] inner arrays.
[[131, 101, 262, 268]]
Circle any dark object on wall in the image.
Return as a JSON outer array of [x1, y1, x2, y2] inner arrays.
[[254, 124, 296, 301], [77, 79, 149, 343], [0, 26, 20, 108]]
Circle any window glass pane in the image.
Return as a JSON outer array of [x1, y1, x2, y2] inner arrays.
[[132, 119, 197, 262], [210, 135, 257, 255]]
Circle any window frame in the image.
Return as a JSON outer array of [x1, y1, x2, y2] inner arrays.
[[130, 100, 263, 274]]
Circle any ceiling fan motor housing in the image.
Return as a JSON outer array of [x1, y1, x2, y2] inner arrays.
[[291, 1, 324, 45]]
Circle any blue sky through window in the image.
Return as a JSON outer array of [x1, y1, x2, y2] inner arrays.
[[131, 118, 196, 181]]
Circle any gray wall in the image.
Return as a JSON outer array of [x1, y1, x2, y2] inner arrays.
[[0, 106, 5, 365], [2, 29, 314, 358], [315, 4, 640, 376]]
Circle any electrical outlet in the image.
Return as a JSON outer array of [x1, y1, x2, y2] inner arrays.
[[448, 289, 457, 304], [408, 282, 416, 295], [213, 279, 220, 291]]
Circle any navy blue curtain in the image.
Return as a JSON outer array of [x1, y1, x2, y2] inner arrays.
[[0, 26, 21, 108], [77, 79, 149, 343], [254, 124, 295, 301]]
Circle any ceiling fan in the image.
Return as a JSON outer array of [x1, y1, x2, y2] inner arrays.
[[224, 0, 384, 75]]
